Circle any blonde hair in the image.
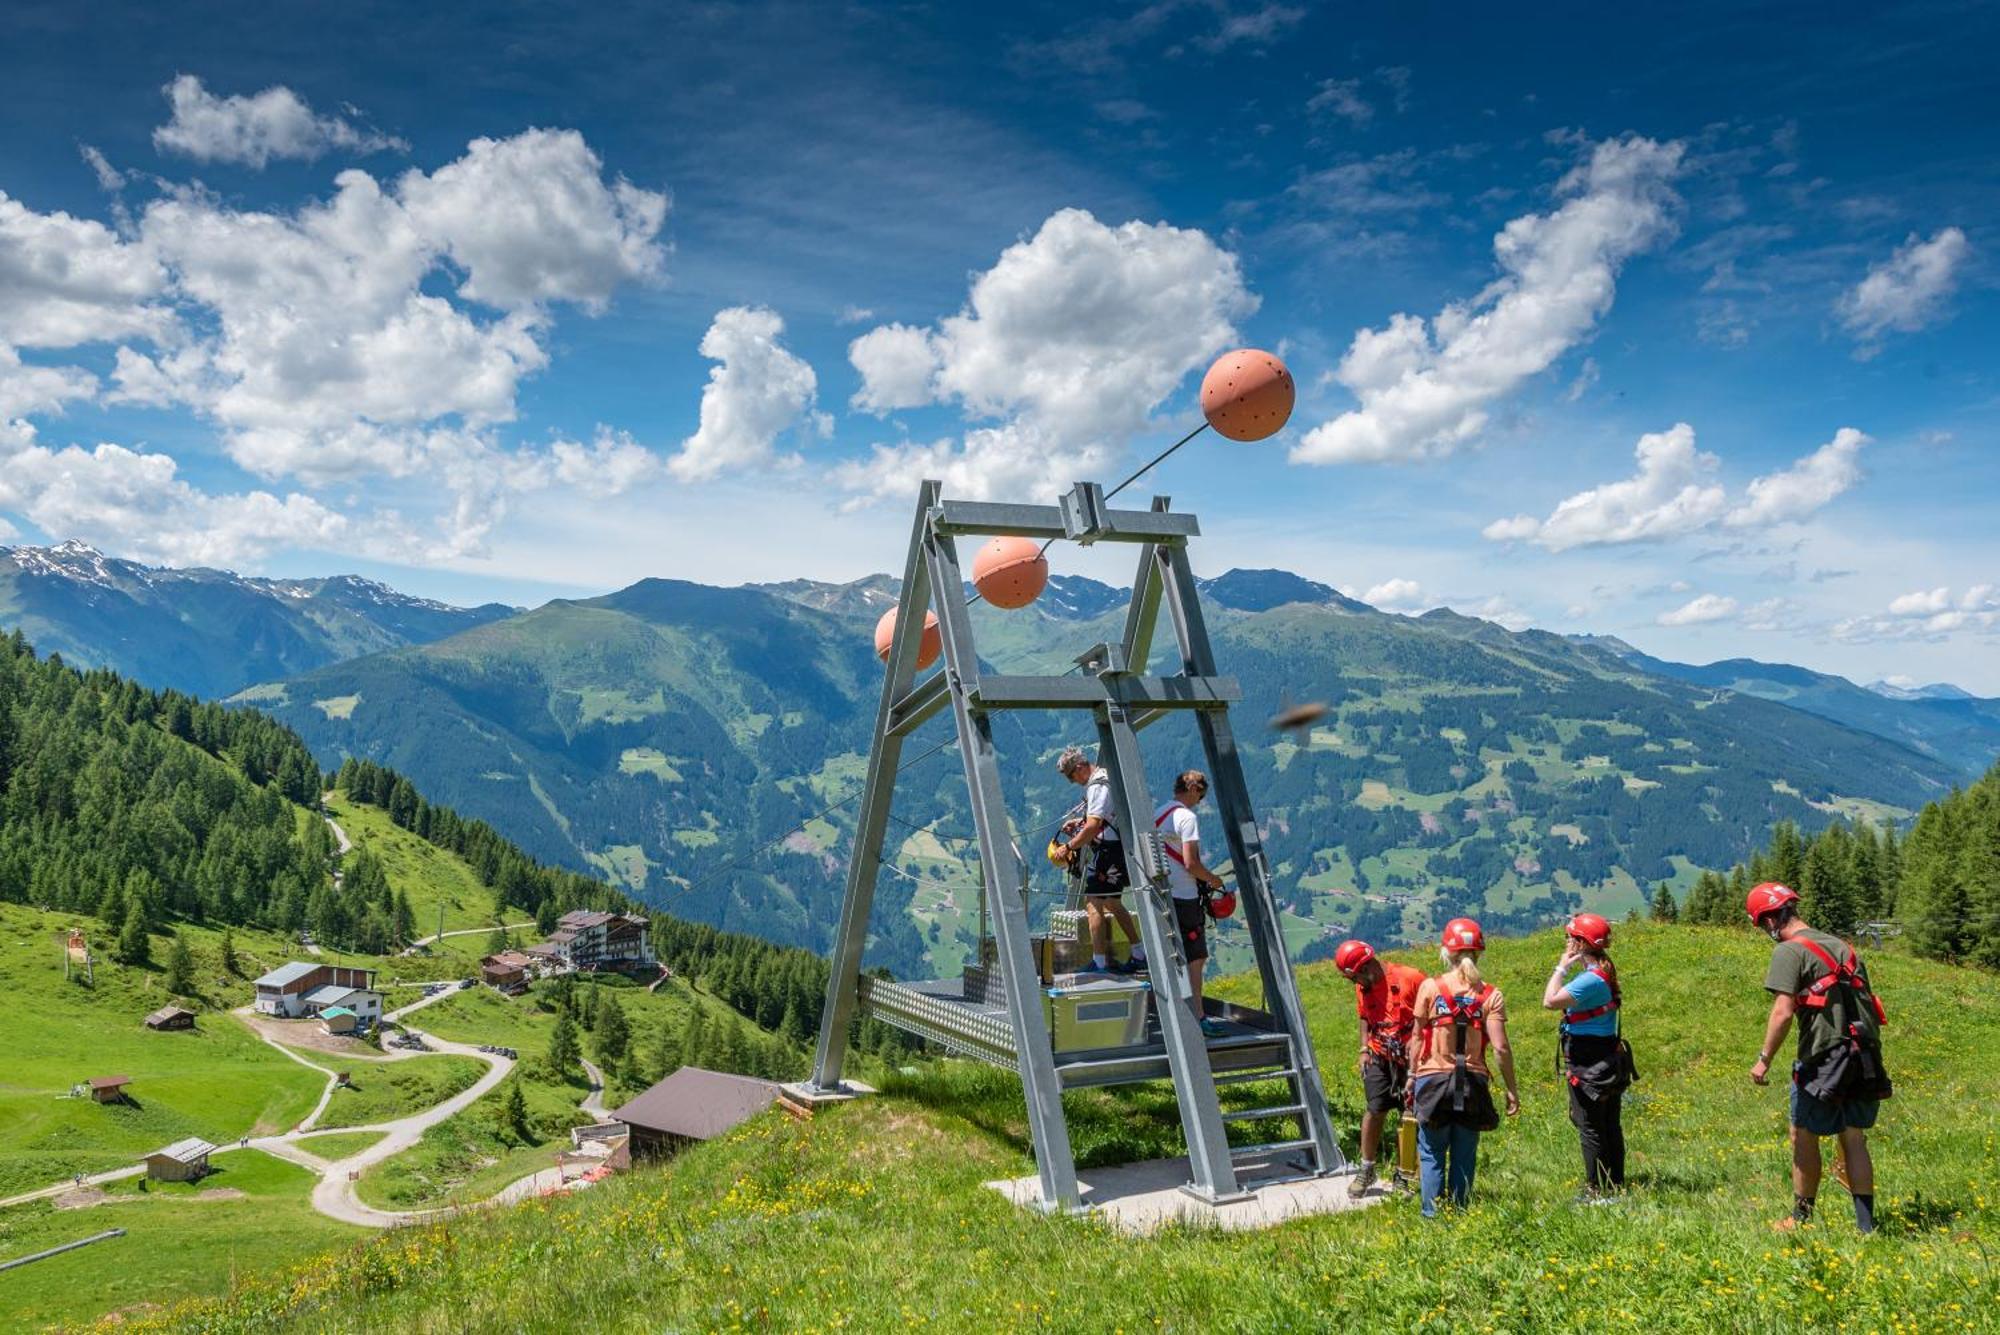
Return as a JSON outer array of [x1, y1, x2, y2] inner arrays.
[[1437, 947, 1484, 993]]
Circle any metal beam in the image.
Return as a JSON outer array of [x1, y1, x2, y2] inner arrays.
[[926, 518, 1082, 1211], [1158, 542, 1344, 1175], [931, 500, 1199, 543], [1118, 496, 1169, 674], [969, 674, 1241, 712], [885, 671, 950, 738], [1095, 708, 1243, 1203], [807, 484, 937, 1094]]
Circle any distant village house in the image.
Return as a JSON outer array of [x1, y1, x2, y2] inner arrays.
[[253, 962, 382, 1024], [144, 1137, 215, 1182], [610, 1067, 777, 1158], [480, 949, 535, 993], [144, 1005, 196, 1031]]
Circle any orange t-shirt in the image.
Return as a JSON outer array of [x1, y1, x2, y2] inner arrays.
[[1408, 977, 1507, 1079], [1354, 962, 1427, 1061]]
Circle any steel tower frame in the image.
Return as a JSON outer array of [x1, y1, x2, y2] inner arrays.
[[807, 479, 1342, 1210]]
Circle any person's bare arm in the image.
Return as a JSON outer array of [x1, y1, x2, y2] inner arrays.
[[1542, 940, 1582, 1009], [1064, 816, 1106, 857], [1750, 993, 1796, 1085], [1182, 839, 1223, 891], [1486, 1011, 1520, 1115]]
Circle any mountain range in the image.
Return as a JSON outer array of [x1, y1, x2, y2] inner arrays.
[[0, 541, 515, 697], [4, 541, 1995, 973]]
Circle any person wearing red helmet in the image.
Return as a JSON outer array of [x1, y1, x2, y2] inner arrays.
[[1333, 938, 1426, 1198], [1152, 770, 1228, 1036], [1542, 912, 1632, 1200], [1407, 917, 1519, 1218], [1747, 882, 1892, 1234]]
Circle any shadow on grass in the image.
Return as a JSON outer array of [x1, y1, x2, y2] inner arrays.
[[1877, 1191, 1964, 1235]]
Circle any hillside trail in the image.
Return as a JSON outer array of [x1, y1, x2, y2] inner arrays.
[[578, 1057, 611, 1121], [319, 794, 353, 856], [408, 922, 535, 951]]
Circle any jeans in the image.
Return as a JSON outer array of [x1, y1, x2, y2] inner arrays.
[[1416, 1119, 1480, 1217]]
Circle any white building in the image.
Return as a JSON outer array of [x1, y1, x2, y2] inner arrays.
[[253, 962, 381, 1022]]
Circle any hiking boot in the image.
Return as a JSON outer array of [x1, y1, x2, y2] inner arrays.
[[1346, 1162, 1378, 1199]]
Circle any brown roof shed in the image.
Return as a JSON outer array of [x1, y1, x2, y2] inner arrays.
[[610, 1067, 779, 1142]]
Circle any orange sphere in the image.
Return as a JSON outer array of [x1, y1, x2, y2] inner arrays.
[[971, 536, 1049, 610], [1201, 348, 1294, 442], [874, 607, 941, 669]]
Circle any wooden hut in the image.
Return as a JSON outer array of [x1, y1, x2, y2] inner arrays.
[[144, 1005, 197, 1031], [88, 1075, 132, 1104], [143, 1138, 215, 1182]]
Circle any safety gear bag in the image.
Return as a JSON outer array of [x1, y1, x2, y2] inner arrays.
[[1792, 937, 1892, 1104], [1410, 983, 1501, 1131]]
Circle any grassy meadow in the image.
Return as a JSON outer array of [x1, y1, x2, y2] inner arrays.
[[87, 923, 2000, 1333]]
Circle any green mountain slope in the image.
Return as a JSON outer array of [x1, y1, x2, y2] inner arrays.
[[1600, 642, 2000, 778], [0, 541, 513, 698], [243, 573, 1961, 972], [126, 924, 2000, 1334]]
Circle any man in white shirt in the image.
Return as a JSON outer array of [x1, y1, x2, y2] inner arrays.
[[1054, 746, 1146, 975], [1154, 769, 1228, 1036]]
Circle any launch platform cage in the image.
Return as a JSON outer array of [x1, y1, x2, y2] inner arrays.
[[807, 479, 1346, 1210]]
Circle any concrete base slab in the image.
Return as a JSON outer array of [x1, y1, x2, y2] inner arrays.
[[779, 1079, 877, 1109], [986, 1153, 1390, 1234]]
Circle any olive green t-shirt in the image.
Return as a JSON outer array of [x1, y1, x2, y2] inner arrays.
[[1763, 928, 1870, 1063]]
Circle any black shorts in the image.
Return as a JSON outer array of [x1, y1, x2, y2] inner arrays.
[[1361, 1052, 1408, 1114], [1173, 896, 1208, 962], [1084, 843, 1127, 898]]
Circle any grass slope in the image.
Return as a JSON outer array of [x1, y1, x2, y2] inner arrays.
[[0, 1149, 363, 1330], [309, 1055, 486, 1131], [104, 925, 2000, 1333]]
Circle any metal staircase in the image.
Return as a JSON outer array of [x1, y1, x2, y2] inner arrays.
[[806, 479, 1345, 1210]]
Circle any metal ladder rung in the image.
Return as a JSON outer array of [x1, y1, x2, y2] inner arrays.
[[1231, 1138, 1316, 1159], [1211, 1067, 1296, 1087], [1223, 1103, 1306, 1122]]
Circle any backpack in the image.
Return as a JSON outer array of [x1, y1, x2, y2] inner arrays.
[[1792, 937, 1893, 1103], [1412, 983, 1501, 1129]]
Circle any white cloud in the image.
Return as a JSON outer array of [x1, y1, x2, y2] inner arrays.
[[1293, 135, 1683, 466], [0, 190, 172, 348], [1563, 356, 1600, 403], [0, 435, 351, 566], [1657, 593, 1738, 626], [1723, 427, 1867, 528], [79, 146, 125, 192], [0, 124, 668, 562], [837, 208, 1254, 502], [1487, 424, 1867, 550], [1484, 423, 1725, 551], [1836, 227, 1970, 350], [1739, 597, 1795, 632], [152, 74, 406, 168], [1308, 79, 1372, 125], [396, 129, 668, 312], [670, 307, 820, 483], [549, 428, 663, 497], [1837, 585, 2000, 643], [848, 323, 939, 414], [836, 304, 875, 325], [1465, 595, 1531, 632], [1361, 577, 1427, 611]]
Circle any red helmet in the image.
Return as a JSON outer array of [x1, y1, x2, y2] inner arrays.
[[1746, 882, 1800, 924], [1332, 939, 1376, 977], [1206, 890, 1237, 920], [1441, 917, 1485, 953], [1566, 913, 1612, 950]]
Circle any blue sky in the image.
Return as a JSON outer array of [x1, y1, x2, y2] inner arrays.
[[2, 1, 1996, 688]]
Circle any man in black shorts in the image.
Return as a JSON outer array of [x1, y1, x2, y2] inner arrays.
[[1054, 746, 1145, 974], [1154, 770, 1227, 1035]]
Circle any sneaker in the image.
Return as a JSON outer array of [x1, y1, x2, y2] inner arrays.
[[1082, 958, 1114, 974], [1198, 1017, 1228, 1038], [1573, 1188, 1618, 1207], [1347, 1162, 1378, 1199], [1124, 954, 1149, 974]]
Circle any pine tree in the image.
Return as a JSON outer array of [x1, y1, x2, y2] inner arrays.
[[1802, 824, 1859, 937], [486, 926, 509, 957], [547, 1010, 581, 1077], [392, 890, 416, 946], [164, 933, 196, 993], [1769, 821, 1805, 892], [117, 897, 151, 965], [593, 994, 630, 1066], [504, 1079, 531, 1141], [1650, 882, 1678, 923], [219, 928, 239, 975]]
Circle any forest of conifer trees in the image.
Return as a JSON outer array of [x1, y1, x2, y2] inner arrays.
[[1669, 764, 2000, 967]]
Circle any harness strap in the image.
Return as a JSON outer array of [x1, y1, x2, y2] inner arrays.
[[1792, 936, 1887, 1024], [1564, 965, 1621, 1024], [1153, 802, 1187, 867]]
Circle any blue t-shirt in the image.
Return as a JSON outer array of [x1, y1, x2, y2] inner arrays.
[[1561, 966, 1619, 1036]]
